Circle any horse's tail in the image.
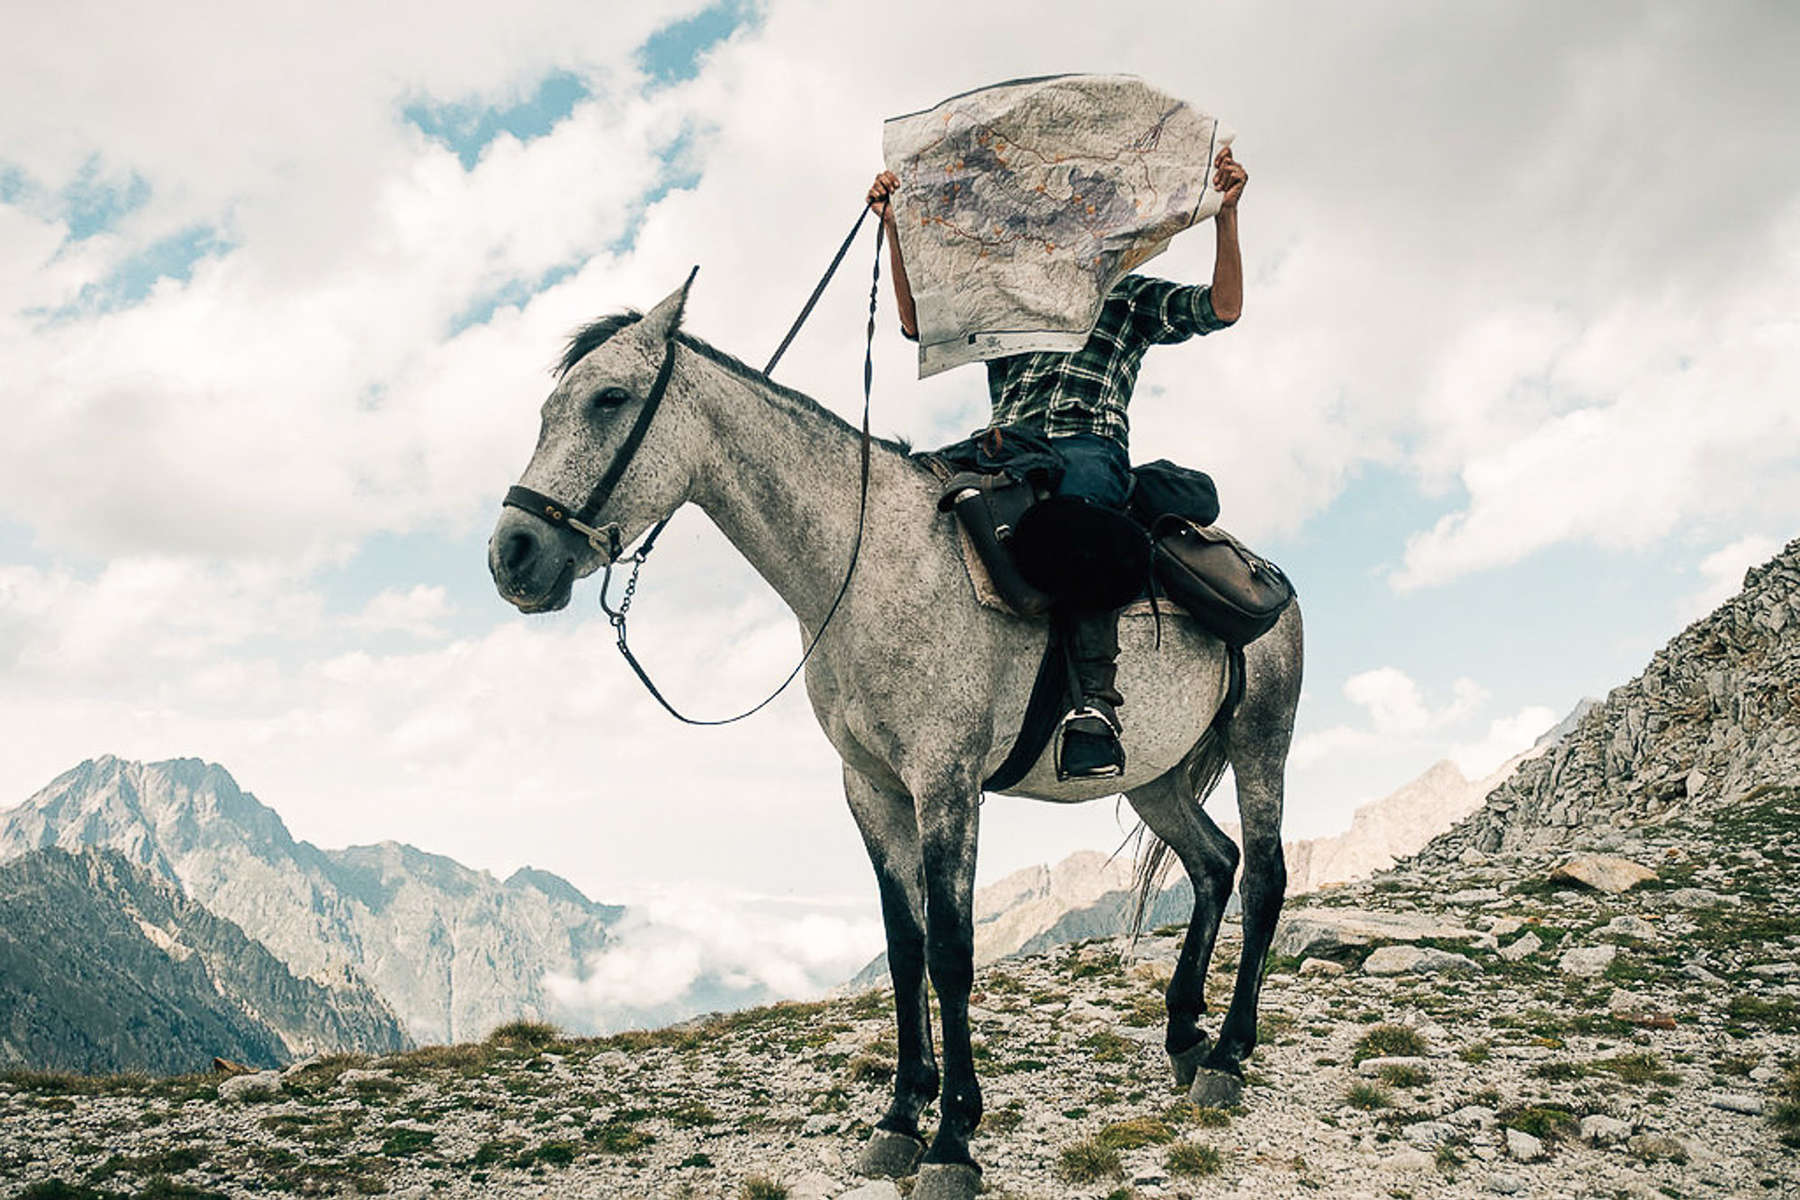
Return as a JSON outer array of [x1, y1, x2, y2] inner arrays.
[[1127, 647, 1243, 943]]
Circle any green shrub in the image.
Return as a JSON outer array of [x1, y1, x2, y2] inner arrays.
[[1095, 1118, 1175, 1149], [1166, 1140, 1223, 1176], [486, 1021, 561, 1050], [1351, 1023, 1426, 1064], [1057, 1138, 1123, 1183]]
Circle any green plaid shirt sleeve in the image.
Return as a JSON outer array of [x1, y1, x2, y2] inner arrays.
[[983, 274, 1232, 445]]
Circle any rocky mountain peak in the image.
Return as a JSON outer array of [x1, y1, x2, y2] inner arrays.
[[1419, 535, 1800, 863], [0, 757, 627, 1045]]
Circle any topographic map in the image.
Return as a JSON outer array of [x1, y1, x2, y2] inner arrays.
[[883, 75, 1232, 377]]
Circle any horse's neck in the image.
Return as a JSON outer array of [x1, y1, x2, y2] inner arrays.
[[685, 356, 899, 631]]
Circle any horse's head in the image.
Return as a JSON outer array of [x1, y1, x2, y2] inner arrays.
[[489, 273, 698, 613]]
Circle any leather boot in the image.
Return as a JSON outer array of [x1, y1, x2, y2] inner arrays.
[[1056, 608, 1125, 780]]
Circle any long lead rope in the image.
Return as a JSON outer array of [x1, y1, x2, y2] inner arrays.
[[597, 208, 884, 725]]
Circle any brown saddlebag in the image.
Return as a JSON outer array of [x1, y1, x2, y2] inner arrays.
[[1150, 518, 1294, 646], [938, 471, 1055, 617]]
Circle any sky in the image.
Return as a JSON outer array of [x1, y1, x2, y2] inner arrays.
[[2, 1, 1797, 1007]]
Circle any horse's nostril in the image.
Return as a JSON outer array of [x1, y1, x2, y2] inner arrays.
[[501, 530, 538, 572]]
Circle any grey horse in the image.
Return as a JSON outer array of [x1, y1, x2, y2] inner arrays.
[[488, 277, 1303, 1197]]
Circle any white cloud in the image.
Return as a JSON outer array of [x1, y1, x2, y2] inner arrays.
[[353, 585, 453, 638], [1450, 705, 1560, 779], [542, 887, 883, 1030], [1343, 667, 1485, 737], [1679, 535, 1785, 624]]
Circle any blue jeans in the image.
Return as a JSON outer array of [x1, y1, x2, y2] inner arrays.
[[1050, 432, 1132, 509]]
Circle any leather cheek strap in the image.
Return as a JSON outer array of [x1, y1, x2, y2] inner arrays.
[[500, 336, 680, 550]]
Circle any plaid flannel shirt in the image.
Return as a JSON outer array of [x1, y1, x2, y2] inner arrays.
[[983, 274, 1232, 446]]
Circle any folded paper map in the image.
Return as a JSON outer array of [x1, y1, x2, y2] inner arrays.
[[883, 74, 1233, 377]]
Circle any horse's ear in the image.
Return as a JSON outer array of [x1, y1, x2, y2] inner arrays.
[[640, 266, 699, 344]]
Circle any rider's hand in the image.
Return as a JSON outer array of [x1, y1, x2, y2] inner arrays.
[[1213, 147, 1248, 210], [867, 170, 901, 222]]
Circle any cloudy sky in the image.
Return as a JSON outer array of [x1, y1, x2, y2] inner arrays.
[[2, 2, 1796, 1000]]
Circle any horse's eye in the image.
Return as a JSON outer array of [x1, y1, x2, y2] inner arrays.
[[594, 386, 632, 409]]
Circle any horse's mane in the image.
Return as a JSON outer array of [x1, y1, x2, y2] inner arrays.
[[558, 311, 917, 457]]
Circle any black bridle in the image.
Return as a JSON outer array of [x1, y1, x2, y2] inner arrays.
[[500, 295, 686, 563], [501, 208, 884, 725]]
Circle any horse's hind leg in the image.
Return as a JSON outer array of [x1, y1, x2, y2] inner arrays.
[[1207, 606, 1303, 1077], [1126, 771, 1240, 1085], [843, 765, 936, 1178]]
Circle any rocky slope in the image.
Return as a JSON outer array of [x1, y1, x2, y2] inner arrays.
[[1280, 701, 1592, 894], [2, 782, 1794, 1199], [1419, 537, 1800, 863], [0, 848, 406, 1074], [0, 757, 626, 1045]]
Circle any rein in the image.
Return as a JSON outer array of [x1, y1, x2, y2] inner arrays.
[[507, 206, 884, 725]]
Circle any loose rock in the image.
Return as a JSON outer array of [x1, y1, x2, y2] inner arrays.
[[218, 1070, 283, 1102], [1548, 854, 1657, 894], [1580, 1114, 1632, 1145], [1498, 931, 1541, 962], [1505, 1127, 1545, 1161], [1559, 944, 1618, 977], [1363, 944, 1477, 976]]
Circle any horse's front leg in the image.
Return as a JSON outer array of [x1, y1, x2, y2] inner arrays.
[[843, 766, 937, 1179], [911, 767, 984, 1199]]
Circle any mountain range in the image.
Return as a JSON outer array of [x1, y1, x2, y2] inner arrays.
[[0, 756, 625, 1049]]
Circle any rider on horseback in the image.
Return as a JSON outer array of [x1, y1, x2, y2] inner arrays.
[[867, 146, 1249, 781]]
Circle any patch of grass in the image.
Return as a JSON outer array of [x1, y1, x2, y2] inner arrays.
[[1345, 1083, 1391, 1110], [587, 1120, 654, 1154], [845, 1054, 894, 1084], [1501, 1105, 1577, 1141], [1593, 1052, 1681, 1086], [469, 1139, 527, 1167], [1057, 1138, 1123, 1183], [378, 1127, 436, 1157], [679, 1152, 714, 1168], [1725, 994, 1800, 1029], [1458, 1041, 1491, 1064], [88, 1148, 206, 1182], [1095, 1117, 1176, 1150], [986, 1098, 1026, 1133], [17, 1183, 125, 1200], [739, 1176, 788, 1200], [667, 1099, 719, 1127], [1166, 1140, 1223, 1177], [486, 1020, 561, 1050], [1378, 1063, 1431, 1088], [1081, 1029, 1135, 1063], [1771, 1063, 1800, 1149], [528, 1139, 580, 1166], [1351, 1024, 1426, 1064], [389, 1043, 492, 1075], [133, 1179, 227, 1200]]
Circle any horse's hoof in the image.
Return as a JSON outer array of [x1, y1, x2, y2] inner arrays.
[[1169, 1040, 1210, 1087], [911, 1162, 982, 1200], [1187, 1067, 1243, 1108], [855, 1128, 925, 1178]]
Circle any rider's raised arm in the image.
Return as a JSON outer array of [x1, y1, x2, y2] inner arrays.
[[867, 171, 919, 341], [1208, 146, 1247, 323]]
